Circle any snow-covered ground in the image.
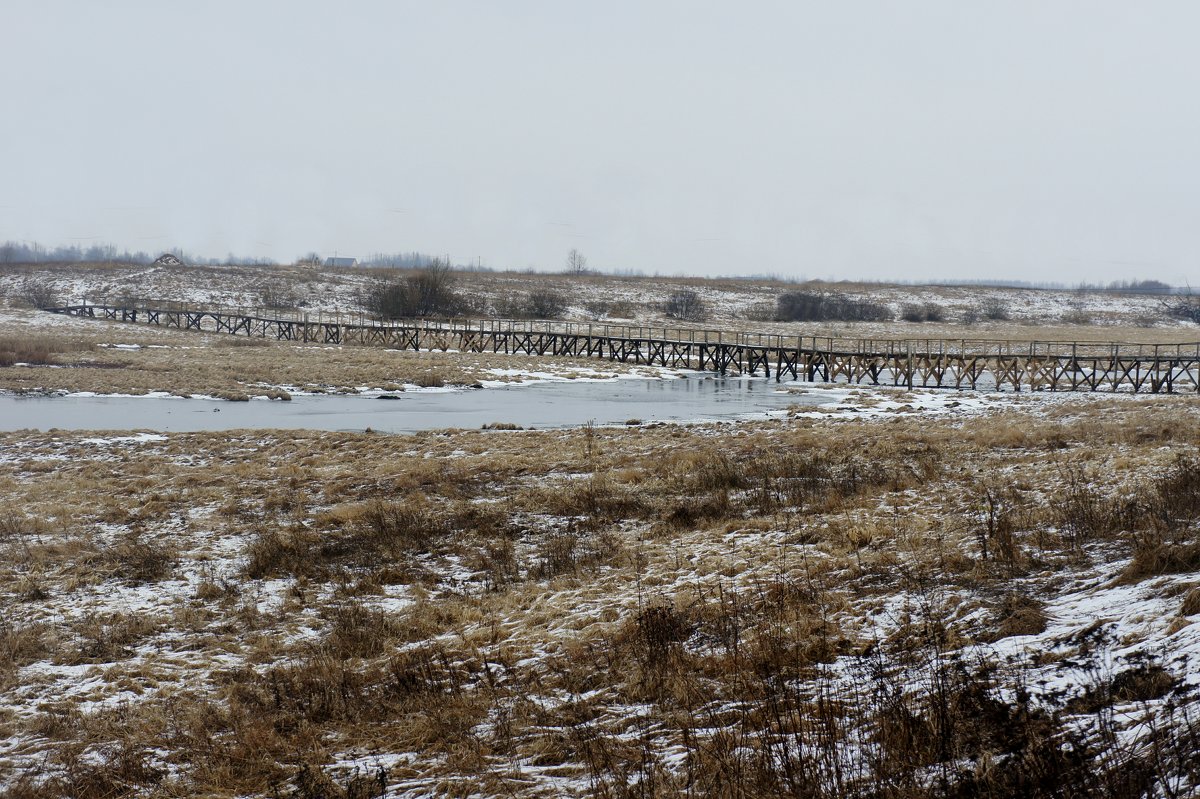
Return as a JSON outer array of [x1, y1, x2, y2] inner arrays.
[[1, 262, 1192, 334]]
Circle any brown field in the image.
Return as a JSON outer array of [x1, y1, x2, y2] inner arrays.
[[0, 306, 667, 398]]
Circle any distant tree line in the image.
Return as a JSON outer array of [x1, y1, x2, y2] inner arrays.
[[356, 251, 470, 269], [927, 277, 1182, 294], [0, 240, 277, 267], [1090, 279, 1173, 294], [0, 240, 156, 265]]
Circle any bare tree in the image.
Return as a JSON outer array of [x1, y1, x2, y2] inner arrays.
[[1161, 293, 1200, 323], [566, 248, 588, 275]]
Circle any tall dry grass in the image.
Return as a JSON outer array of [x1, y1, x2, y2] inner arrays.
[[2, 404, 1200, 796]]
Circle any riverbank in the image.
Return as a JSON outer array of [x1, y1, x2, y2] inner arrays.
[[0, 307, 679, 399]]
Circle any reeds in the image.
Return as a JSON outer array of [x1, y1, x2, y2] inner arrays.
[[0, 334, 92, 366]]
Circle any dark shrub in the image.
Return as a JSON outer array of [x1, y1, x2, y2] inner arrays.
[[901, 302, 948, 323], [774, 291, 892, 323], [359, 260, 467, 318], [663, 289, 707, 322]]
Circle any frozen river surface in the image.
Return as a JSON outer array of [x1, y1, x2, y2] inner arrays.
[[0, 375, 827, 433]]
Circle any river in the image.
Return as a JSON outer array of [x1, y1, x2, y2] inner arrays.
[[0, 375, 832, 433]]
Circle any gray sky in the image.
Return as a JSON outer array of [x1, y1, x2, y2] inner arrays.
[[3, 1, 1199, 284]]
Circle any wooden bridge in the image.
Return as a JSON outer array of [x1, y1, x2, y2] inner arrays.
[[46, 302, 1200, 393]]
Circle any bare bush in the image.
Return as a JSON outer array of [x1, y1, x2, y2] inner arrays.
[[528, 289, 568, 318], [321, 601, 402, 659], [900, 302, 947, 323], [1161, 294, 1200, 323], [244, 527, 318, 579], [922, 302, 947, 322], [981, 296, 1011, 321], [774, 291, 892, 322], [977, 487, 1024, 567], [584, 299, 611, 319], [71, 611, 161, 664], [663, 289, 708, 322], [359, 260, 469, 318], [498, 289, 569, 319], [17, 277, 58, 309], [257, 282, 304, 310], [1061, 300, 1093, 325]]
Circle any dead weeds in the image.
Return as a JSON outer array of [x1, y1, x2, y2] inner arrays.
[[2, 402, 1200, 795]]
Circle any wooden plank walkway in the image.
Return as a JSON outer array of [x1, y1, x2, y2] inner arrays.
[[46, 302, 1200, 393]]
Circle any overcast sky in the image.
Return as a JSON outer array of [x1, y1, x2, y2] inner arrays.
[[3, 1, 1199, 283]]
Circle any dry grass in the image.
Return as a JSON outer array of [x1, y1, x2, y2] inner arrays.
[[982, 592, 1049, 641], [3, 393, 1200, 795], [1181, 586, 1200, 617], [0, 334, 94, 367], [0, 322, 640, 397]]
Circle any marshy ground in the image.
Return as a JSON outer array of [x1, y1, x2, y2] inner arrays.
[[0, 306, 674, 400], [3, 397, 1200, 796], [2, 270, 1200, 797]]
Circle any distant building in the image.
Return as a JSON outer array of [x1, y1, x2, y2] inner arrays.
[[324, 256, 358, 267], [153, 253, 185, 266]]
